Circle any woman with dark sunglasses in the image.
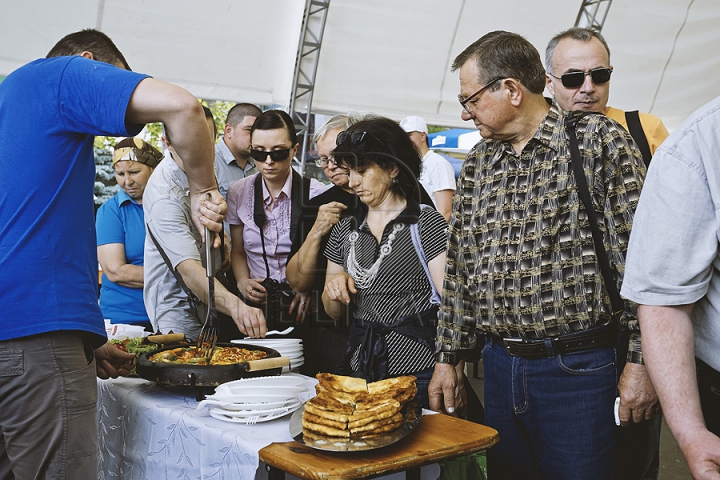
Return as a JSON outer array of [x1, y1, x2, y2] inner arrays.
[[226, 109, 327, 338], [321, 117, 466, 410]]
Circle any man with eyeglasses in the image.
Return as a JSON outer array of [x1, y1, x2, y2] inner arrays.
[[429, 30, 647, 479], [546, 27, 669, 480]]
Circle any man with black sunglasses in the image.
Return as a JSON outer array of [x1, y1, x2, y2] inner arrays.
[[546, 27, 669, 167], [546, 27, 670, 480], [429, 30, 647, 480]]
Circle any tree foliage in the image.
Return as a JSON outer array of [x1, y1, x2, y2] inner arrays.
[[93, 99, 235, 207]]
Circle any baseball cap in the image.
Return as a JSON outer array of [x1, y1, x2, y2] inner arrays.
[[399, 115, 428, 134]]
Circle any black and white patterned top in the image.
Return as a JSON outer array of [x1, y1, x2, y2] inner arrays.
[[324, 201, 448, 375]]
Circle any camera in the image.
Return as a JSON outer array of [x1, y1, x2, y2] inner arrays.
[[260, 278, 296, 329]]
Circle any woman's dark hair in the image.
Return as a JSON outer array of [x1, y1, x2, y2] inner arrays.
[[250, 109, 297, 146], [333, 117, 422, 201]]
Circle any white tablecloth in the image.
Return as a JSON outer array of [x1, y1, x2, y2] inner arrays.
[[97, 375, 439, 480], [97, 376, 303, 480]]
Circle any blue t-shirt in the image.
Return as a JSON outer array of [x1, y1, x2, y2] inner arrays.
[[0, 56, 148, 346], [96, 190, 149, 325]]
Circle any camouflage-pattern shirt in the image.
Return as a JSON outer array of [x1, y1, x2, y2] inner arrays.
[[435, 102, 646, 365]]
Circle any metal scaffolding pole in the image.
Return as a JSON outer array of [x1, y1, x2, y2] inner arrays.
[[574, 0, 613, 30], [289, 0, 330, 171]]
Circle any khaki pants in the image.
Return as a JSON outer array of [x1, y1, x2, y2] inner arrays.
[[0, 332, 98, 480]]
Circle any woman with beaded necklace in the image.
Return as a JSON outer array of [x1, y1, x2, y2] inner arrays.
[[322, 117, 462, 409]]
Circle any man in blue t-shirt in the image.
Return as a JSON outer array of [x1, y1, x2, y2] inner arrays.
[[0, 29, 226, 479]]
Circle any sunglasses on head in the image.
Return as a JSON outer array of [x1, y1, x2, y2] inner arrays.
[[335, 130, 384, 147], [549, 67, 613, 89], [249, 148, 291, 162]]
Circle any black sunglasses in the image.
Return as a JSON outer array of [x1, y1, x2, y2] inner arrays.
[[335, 130, 384, 147], [549, 67, 613, 89], [249, 148, 291, 162]]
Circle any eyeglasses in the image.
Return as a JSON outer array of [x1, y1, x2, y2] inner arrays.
[[249, 148, 291, 162], [315, 157, 344, 169], [458, 77, 504, 113], [548, 67, 613, 89]]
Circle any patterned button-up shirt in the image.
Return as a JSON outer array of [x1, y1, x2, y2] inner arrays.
[[435, 102, 646, 365]]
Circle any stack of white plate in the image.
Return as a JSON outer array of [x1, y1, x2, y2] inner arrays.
[[196, 375, 308, 424], [232, 338, 304, 373]]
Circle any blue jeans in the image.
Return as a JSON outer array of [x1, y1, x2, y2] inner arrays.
[[483, 337, 617, 480], [413, 366, 434, 410]]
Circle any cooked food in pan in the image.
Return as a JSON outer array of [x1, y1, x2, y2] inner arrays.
[[149, 346, 268, 365]]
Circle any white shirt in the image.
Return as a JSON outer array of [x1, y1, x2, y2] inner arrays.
[[419, 150, 456, 206]]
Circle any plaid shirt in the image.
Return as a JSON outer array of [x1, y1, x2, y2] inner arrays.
[[436, 102, 646, 365]]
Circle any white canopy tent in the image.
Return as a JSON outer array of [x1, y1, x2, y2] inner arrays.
[[0, 0, 717, 132]]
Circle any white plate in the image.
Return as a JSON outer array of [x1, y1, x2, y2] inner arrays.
[[217, 385, 307, 397], [207, 401, 301, 418], [216, 375, 307, 391], [286, 355, 304, 362], [282, 360, 305, 373], [206, 392, 299, 403], [196, 398, 298, 411], [209, 409, 293, 424], [274, 346, 303, 355], [232, 338, 302, 347]]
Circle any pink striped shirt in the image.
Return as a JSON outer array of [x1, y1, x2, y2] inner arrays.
[[226, 172, 327, 281]]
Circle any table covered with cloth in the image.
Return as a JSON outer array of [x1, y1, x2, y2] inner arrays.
[[97, 376, 441, 480]]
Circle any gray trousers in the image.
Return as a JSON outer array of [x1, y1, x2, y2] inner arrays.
[[0, 331, 98, 480]]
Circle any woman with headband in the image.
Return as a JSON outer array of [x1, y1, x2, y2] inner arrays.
[[96, 137, 163, 330]]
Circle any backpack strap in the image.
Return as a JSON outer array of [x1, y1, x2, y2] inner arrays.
[[409, 205, 441, 305], [625, 110, 652, 167], [566, 111, 625, 322]]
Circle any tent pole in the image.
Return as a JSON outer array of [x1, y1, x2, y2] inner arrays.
[[574, 0, 613, 31], [288, 0, 331, 174]]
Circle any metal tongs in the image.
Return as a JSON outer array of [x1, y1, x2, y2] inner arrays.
[[196, 211, 218, 363]]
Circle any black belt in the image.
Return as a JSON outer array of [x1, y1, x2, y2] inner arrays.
[[490, 325, 617, 359]]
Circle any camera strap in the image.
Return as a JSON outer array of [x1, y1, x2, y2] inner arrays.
[[253, 170, 311, 279], [147, 226, 202, 309]]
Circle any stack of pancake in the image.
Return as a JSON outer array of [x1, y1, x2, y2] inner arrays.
[[302, 373, 417, 439]]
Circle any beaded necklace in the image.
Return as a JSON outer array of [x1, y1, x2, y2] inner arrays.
[[347, 222, 405, 289]]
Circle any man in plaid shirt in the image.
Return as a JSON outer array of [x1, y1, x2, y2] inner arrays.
[[429, 31, 655, 479]]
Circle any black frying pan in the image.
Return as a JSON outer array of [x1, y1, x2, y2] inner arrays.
[[135, 343, 288, 387]]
